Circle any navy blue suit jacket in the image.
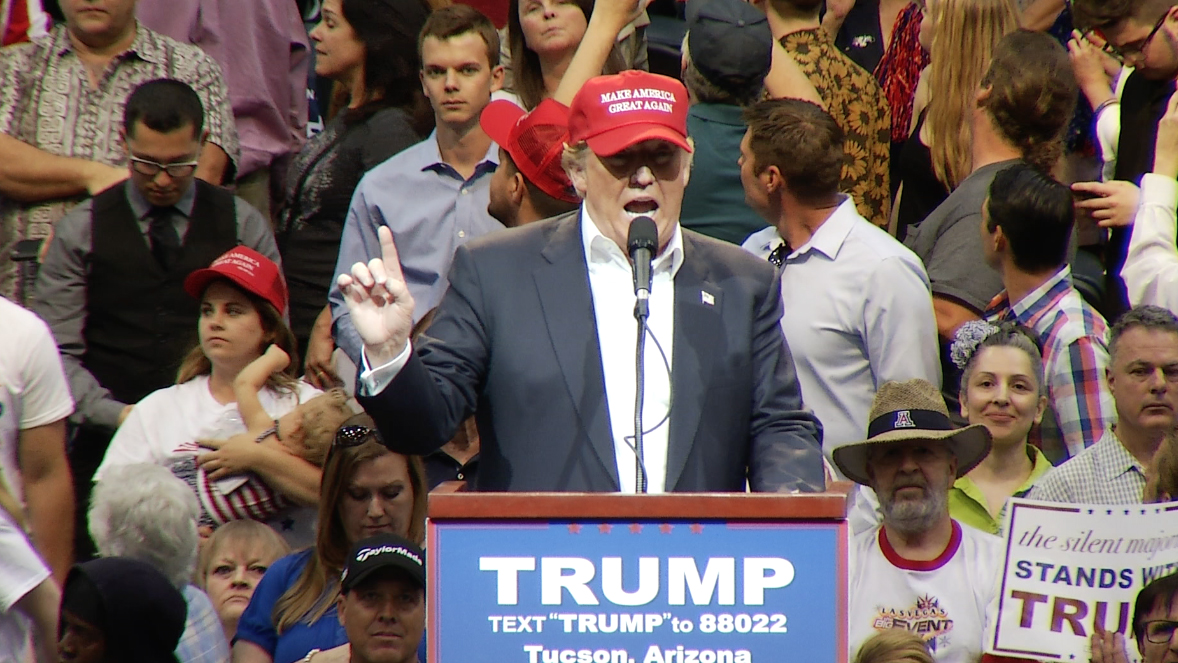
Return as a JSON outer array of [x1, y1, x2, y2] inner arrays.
[[358, 212, 825, 492]]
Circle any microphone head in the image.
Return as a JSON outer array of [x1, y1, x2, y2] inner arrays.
[[626, 216, 659, 255]]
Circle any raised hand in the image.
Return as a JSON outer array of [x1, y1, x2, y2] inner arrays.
[[336, 225, 415, 366], [1072, 180, 1141, 228], [1089, 626, 1130, 663]]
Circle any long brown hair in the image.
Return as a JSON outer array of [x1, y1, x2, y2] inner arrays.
[[507, 0, 624, 110], [979, 30, 1078, 174], [176, 278, 300, 394], [924, 0, 1018, 189], [272, 414, 428, 633]]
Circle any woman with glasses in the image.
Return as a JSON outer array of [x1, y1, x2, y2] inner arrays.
[[95, 247, 325, 549], [233, 414, 428, 663]]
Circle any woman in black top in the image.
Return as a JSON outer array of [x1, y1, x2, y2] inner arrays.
[[277, 0, 434, 385]]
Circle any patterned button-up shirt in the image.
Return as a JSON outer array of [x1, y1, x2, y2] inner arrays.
[[1025, 428, 1146, 504], [0, 22, 239, 300], [984, 266, 1115, 464], [779, 28, 891, 227]]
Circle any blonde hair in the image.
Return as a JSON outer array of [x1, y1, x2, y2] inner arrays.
[[272, 415, 428, 633], [924, 0, 1019, 189], [197, 520, 291, 588], [1146, 430, 1178, 503], [854, 630, 936, 663], [293, 389, 355, 468]]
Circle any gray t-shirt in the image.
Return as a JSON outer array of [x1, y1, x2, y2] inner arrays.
[[903, 159, 1016, 313]]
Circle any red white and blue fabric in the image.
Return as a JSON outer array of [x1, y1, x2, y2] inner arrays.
[[169, 442, 289, 527]]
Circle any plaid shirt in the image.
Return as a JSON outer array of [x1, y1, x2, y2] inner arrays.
[[985, 266, 1114, 464], [178, 584, 231, 663], [1025, 428, 1146, 504]]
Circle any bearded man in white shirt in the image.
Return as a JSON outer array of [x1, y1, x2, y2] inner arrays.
[[834, 379, 1003, 663], [335, 70, 825, 493]]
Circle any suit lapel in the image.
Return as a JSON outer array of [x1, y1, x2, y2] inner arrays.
[[533, 213, 620, 489], [665, 233, 723, 491]]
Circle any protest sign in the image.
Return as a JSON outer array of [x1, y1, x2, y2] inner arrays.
[[428, 520, 847, 663], [989, 498, 1178, 662]]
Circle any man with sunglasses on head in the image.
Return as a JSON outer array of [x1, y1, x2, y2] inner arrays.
[[31, 78, 280, 561], [1070, 0, 1178, 318]]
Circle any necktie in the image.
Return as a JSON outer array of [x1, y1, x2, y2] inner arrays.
[[767, 241, 790, 268], [147, 208, 181, 268]]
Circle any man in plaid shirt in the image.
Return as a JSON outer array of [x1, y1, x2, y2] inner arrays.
[[1028, 306, 1178, 504], [978, 163, 1115, 465]]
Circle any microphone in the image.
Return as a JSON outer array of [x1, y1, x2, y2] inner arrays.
[[627, 216, 658, 320], [626, 216, 657, 493]]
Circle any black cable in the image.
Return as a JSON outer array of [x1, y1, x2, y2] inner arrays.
[[624, 323, 673, 491]]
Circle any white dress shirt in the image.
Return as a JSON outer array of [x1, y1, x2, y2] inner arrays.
[[743, 198, 940, 461], [581, 208, 682, 493], [1123, 173, 1178, 312], [359, 210, 683, 493]]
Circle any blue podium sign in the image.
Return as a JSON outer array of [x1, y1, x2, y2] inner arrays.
[[428, 518, 847, 663]]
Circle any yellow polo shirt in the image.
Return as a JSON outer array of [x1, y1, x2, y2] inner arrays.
[[949, 446, 1054, 536]]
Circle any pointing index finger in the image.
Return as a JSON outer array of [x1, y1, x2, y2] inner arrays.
[[377, 226, 406, 283]]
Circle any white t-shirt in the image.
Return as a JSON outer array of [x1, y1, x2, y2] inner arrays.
[[95, 376, 322, 548], [0, 297, 75, 504], [0, 509, 50, 662], [849, 520, 1003, 663]]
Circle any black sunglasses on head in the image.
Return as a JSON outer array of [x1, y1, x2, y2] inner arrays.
[[332, 424, 382, 449]]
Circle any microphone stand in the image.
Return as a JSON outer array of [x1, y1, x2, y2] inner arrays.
[[633, 297, 648, 493]]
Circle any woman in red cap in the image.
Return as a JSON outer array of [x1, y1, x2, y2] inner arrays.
[[95, 247, 326, 549]]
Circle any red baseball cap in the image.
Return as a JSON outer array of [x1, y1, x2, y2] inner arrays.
[[183, 246, 288, 315], [480, 98, 579, 203], [567, 70, 692, 157]]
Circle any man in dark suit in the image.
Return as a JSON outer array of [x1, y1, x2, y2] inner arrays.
[[337, 71, 824, 493]]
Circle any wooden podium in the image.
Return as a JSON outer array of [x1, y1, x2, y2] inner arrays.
[[427, 484, 852, 663]]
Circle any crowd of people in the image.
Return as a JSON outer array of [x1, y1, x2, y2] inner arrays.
[[5, 0, 1178, 662]]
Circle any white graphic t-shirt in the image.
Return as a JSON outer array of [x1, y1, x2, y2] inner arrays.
[[95, 376, 322, 548], [849, 520, 1003, 663]]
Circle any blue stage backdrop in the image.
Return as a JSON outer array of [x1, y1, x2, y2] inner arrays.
[[428, 520, 848, 663]]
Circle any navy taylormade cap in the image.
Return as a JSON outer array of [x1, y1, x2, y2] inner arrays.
[[341, 533, 426, 593]]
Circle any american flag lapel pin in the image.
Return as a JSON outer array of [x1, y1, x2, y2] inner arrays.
[[701, 290, 715, 306]]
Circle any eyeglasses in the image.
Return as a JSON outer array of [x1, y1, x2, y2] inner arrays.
[[1100, 11, 1169, 62], [1144, 620, 1178, 643], [333, 424, 382, 449], [129, 156, 200, 178]]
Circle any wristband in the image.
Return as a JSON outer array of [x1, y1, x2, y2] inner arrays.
[[255, 420, 280, 443], [1093, 98, 1119, 117]]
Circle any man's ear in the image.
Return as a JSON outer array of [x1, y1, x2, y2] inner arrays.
[[121, 128, 130, 157], [336, 594, 347, 626], [564, 151, 588, 197], [490, 64, 505, 93], [199, 129, 210, 147], [763, 165, 783, 194], [991, 224, 1008, 255], [509, 172, 526, 205]]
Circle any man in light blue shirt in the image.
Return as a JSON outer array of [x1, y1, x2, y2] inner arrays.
[[740, 98, 940, 467], [330, 5, 506, 364]]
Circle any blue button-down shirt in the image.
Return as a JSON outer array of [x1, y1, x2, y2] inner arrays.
[[329, 132, 502, 365]]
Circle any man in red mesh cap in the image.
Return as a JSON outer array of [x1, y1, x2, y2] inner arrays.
[[338, 70, 824, 494], [480, 98, 581, 228]]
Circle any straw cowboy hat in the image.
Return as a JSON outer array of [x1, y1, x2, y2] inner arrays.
[[832, 379, 992, 486]]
